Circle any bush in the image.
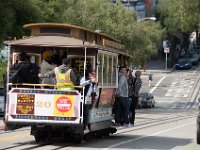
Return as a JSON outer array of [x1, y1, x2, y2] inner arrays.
[[0, 59, 7, 86]]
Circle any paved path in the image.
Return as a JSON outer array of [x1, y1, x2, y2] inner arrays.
[[141, 58, 174, 75]]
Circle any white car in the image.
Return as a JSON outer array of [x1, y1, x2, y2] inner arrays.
[[0, 87, 4, 116]]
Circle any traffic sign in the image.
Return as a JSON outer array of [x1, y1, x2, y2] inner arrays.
[[164, 47, 170, 53]]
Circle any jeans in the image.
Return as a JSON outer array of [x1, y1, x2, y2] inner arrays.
[[83, 104, 90, 129], [130, 96, 139, 124], [114, 97, 129, 125]]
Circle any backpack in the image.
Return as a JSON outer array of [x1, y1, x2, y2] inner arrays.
[[9, 66, 24, 83]]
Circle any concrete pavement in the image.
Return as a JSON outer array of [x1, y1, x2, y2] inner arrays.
[[141, 58, 174, 75]]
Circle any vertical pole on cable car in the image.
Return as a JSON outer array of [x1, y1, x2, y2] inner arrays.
[[84, 47, 87, 79], [81, 46, 87, 123], [6, 44, 11, 115]]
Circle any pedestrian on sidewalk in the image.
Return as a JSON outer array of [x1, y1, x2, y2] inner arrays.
[[148, 73, 153, 87]]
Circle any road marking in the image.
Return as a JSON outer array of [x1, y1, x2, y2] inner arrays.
[[0, 133, 30, 141], [165, 78, 195, 97], [192, 66, 200, 75], [149, 76, 166, 93], [103, 121, 195, 150]]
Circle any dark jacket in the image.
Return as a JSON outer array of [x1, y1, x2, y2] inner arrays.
[[11, 61, 39, 84], [133, 77, 142, 97]]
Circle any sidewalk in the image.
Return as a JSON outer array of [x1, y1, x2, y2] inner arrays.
[[141, 58, 174, 75]]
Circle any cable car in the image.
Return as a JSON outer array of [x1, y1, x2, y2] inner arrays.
[[4, 23, 130, 142]]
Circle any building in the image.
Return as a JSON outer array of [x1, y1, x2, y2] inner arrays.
[[111, 0, 157, 20]]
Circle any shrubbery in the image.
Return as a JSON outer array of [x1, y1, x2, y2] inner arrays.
[[0, 59, 7, 86]]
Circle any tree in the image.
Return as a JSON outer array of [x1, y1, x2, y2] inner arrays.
[[156, 0, 200, 36], [0, 0, 14, 46], [0, 0, 164, 66], [131, 21, 163, 66], [0, 0, 43, 46]]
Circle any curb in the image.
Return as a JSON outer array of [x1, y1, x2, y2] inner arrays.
[[141, 68, 174, 75]]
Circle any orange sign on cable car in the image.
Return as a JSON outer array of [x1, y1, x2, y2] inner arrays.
[[54, 95, 74, 117]]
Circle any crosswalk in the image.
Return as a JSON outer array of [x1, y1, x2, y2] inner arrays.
[[165, 78, 195, 98]]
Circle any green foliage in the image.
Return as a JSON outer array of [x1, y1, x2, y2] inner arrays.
[[156, 0, 200, 34], [0, 0, 14, 47], [130, 21, 163, 65], [0, 59, 7, 86], [0, 0, 164, 66]]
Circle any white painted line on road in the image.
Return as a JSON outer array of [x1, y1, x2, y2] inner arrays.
[[192, 66, 200, 75], [149, 76, 166, 93], [103, 121, 195, 150]]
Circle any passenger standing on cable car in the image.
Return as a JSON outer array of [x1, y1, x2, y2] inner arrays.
[[80, 70, 97, 133], [40, 58, 77, 90], [130, 70, 142, 126], [40, 52, 57, 86], [127, 69, 135, 124], [115, 66, 129, 126], [10, 52, 39, 85]]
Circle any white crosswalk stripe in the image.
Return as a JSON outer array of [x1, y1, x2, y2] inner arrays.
[[165, 78, 195, 97]]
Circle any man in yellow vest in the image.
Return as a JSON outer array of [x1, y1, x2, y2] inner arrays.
[[42, 58, 77, 90]]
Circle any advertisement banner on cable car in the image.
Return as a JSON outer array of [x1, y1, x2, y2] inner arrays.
[[8, 88, 81, 124]]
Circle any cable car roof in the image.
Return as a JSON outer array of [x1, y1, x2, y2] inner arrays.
[[4, 35, 130, 56]]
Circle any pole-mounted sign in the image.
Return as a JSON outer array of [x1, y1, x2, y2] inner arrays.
[[164, 47, 170, 71], [164, 47, 170, 53]]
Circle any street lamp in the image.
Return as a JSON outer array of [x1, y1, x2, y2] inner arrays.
[[137, 17, 156, 22], [136, 16, 157, 72]]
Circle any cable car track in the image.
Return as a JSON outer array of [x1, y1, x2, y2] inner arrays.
[[117, 111, 196, 135], [183, 66, 200, 110]]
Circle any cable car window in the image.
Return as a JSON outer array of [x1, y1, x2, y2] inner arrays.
[[112, 56, 117, 86], [108, 56, 112, 85], [40, 27, 71, 35], [98, 52, 117, 87], [69, 56, 94, 79], [103, 54, 108, 86]]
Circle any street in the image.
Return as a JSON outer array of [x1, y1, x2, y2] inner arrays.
[[0, 64, 200, 150]]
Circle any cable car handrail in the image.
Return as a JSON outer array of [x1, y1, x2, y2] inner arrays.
[[8, 83, 83, 89]]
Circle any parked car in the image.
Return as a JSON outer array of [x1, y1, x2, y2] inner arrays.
[[175, 58, 192, 70], [185, 52, 199, 65], [197, 97, 200, 144], [191, 50, 200, 61], [0, 87, 4, 116], [138, 92, 155, 108]]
